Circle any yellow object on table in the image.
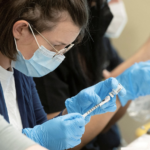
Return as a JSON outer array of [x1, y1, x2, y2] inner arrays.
[[136, 122, 150, 137]]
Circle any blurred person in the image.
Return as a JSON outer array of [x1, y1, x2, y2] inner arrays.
[[103, 37, 150, 78], [106, 0, 127, 38]]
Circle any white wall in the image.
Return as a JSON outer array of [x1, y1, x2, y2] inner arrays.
[[111, 0, 150, 144], [111, 0, 150, 60]]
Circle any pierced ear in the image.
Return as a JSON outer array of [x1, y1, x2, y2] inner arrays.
[[13, 20, 29, 39]]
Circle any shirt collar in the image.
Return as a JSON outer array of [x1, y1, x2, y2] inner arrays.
[[0, 66, 14, 81]]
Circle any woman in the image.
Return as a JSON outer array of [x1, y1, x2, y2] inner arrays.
[[33, 0, 150, 150], [0, 0, 126, 150], [34, 0, 124, 149]]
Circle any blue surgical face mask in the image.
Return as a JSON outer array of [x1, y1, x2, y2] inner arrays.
[[12, 24, 65, 77]]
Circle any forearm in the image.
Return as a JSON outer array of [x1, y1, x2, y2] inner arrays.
[[47, 111, 60, 120], [102, 100, 131, 133], [62, 108, 68, 115], [47, 108, 68, 120], [109, 37, 150, 77], [71, 97, 121, 150]]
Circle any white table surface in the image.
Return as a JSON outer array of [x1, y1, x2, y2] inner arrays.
[[121, 134, 150, 150]]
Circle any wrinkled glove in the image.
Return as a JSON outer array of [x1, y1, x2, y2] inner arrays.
[[117, 61, 150, 106], [22, 113, 85, 150], [65, 77, 126, 124]]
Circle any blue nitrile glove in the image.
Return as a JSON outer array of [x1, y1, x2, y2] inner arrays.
[[65, 77, 126, 124], [117, 61, 150, 106], [22, 113, 85, 150]]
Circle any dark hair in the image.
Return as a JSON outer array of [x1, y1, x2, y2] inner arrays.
[[0, 0, 89, 60], [64, 0, 113, 87]]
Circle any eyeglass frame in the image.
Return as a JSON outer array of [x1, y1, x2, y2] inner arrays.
[[30, 25, 75, 56]]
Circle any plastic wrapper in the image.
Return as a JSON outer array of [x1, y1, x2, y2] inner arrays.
[[127, 95, 150, 122]]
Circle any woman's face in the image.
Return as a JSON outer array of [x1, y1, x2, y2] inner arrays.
[[13, 12, 80, 60]]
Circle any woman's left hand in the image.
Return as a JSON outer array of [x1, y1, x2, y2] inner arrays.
[[65, 77, 126, 124]]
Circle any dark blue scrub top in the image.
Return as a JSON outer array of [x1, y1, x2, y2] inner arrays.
[[0, 69, 47, 128]]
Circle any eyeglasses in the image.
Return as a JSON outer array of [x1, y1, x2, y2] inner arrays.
[[33, 28, 74, 56]]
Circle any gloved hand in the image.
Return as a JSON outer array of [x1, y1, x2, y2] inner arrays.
[[22, 113, 85, 150], [65, 77, 126, 124], [117, 61, 150, 106]]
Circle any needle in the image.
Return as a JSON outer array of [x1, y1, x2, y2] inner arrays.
[[82, 83, 123, 118]]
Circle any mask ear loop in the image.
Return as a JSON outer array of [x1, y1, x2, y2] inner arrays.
[[14, 38, 19, 51], [14, 38, 29, 60], [28, 23, 40, 48], [14, 23, 40, 52]]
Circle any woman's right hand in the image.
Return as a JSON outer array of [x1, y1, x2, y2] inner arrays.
[[23, 113, 85, 150]]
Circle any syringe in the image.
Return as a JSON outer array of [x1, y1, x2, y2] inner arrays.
[[82, 83, 123, 118]]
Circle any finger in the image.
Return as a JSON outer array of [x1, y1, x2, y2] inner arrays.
[[85, 116, 91, 124], [99, 103, 117, 113], [87, 93, 102, 106], [64, 113, 84, 122], [100, 97, 116, 108], [67, 115, 85, 140], [74, 126, 85, 139], [118, 86, 126, 97], [104, 104, 117, 112], [139, 61, 150, 66], [72, 113, 85, 127], [68, 113, 85, 137], [103, 69, 111, 79], [94, 103, 117, 114], [67, 139, 81, 149], [104, 77, 119, 90]]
